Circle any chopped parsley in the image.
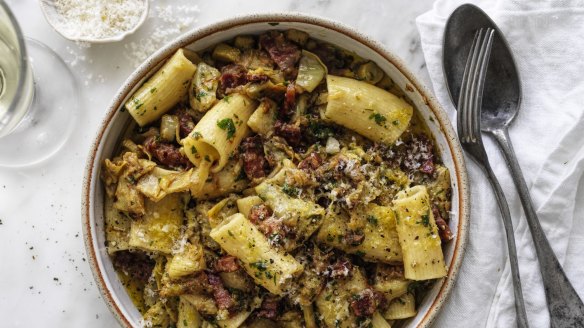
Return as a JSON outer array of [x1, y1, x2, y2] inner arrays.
[[217, 118, 236, 140], [190, 145, 197, 154], [196, 90, 207, 101], [250, 260, 272, 279], [367, 215, 378, 226], [223, 95, 231, 103], [150, 87, 157, 94], [282, 182, 299, 197], [369, 112, 387, 126], [193, 131, 202, 140], [204, 155, 211, 162], [308, 121, 334, 140], [421, 213, 430, 227], [132, 98, 143, 110], [392, 120, 400, 126]]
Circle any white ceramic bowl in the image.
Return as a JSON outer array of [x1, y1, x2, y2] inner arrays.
[[82, 13, 470, 328], [39, 0, 149, 43]]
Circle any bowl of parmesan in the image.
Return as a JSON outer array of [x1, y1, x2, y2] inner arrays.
[[39, 0, 149, 43]]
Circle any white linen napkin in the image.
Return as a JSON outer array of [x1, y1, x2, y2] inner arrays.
[[416, 0, 584, 326]]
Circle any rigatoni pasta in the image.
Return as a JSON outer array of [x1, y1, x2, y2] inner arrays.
[[317, 203, 403, 263], [128, 193, 183, 254], [126, 49, 197, 126], [182, 93, 257, 172], [392, 185, 447, 280], [209, 213, 304, 295], [325, 75, 413, 145], [102, 29, 453, 328]]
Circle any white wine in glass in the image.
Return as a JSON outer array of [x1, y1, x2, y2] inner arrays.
[[0, 1, 78, 166]]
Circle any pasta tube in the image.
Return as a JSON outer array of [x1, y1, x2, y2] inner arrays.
[[383, 293, 417, 320], [302, 305, 318, 328], [182, 94, 257, 173], [374, 277, 410, 301], [236, 196, 263, 218], [128, 193, 183, 254], [371, 312, 392, 328], [315, 267, 368, 328], [177, 296, 203, 328], [126, 49, 197, 126], [246, 98, 278, 136], [317, 203, 403, 263], [209, 213, 303, 295], [255, 181, 325, 247], [392, 185, 447, 280], [325, 75, 413, 145], [104, 195, 130, 254]]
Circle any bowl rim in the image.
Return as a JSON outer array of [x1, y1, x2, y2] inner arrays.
[[82, 12, 469, 328]]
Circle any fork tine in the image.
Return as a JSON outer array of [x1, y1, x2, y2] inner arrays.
[[458, 27, 495, 144], [471, 28, 495, 138], [466, 28, 485, 142], [457, 30, 480, 142]]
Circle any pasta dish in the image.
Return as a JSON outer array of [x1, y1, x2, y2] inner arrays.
[[101, 29, 453, 328]]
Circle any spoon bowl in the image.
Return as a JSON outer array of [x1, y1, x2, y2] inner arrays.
[[443, 3, 521, 131]]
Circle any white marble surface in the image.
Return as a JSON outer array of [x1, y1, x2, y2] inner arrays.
[[0, 0, 435, 327]]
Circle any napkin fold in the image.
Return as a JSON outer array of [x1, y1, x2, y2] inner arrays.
[[416, 1, 584, 326]]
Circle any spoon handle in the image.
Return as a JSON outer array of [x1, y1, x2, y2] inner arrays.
[[491, 128, 584, 326]]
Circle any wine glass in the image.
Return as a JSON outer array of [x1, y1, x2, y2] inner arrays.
[[0, 1, 78, 167]]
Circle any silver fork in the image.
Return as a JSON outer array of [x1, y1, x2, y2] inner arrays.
[[457, 28, 529, 328]]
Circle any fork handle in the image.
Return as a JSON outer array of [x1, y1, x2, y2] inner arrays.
[[481, 162, 530, 328], [490, 128, 584, 327]]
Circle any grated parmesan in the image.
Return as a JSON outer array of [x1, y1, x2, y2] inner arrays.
[[52, 0, 147, 40], [123, 3, 200, 68]]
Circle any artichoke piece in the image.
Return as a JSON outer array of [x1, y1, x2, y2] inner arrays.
[[167, 242, 206, 280], [212, 43, 241, 63], [296, 50, 327, 93], [286, 29, 309, 46], [182, 293, 218, 315], [143, 301, 170, 328], [160, 114, 179, 142], [357, 61, 384, 84], [376, 74, 394, 91], [233, 35, 256, 50], [189, 62, 220, 113]]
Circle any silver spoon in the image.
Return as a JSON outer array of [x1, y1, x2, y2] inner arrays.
[[443, 4, 584, 327]]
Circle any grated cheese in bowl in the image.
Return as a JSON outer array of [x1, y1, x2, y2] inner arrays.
[[40, 0, 149, 43]]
